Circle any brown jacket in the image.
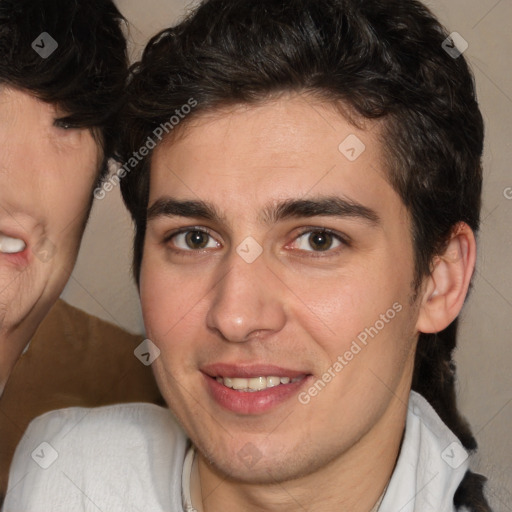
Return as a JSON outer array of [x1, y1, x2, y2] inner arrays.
[[0, 299, 163, 500]]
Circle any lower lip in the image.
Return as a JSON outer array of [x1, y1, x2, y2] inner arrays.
[[203, 374, 310, 415], [0, 247, 30, 267]]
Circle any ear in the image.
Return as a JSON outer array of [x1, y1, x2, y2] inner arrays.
[[416, 223, 477, 334]]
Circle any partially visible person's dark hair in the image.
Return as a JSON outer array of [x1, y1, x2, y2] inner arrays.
[[0, 0, 128, 179], [118, 0, 490, 509]]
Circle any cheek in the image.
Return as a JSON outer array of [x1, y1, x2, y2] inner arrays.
[[139, 255, 207, 344], [288, 261, 412, 360], [140, 268, 170, 340], [38, 138, 100, 231], [285, 269, 383, 336], [51, 143, 99, 199]]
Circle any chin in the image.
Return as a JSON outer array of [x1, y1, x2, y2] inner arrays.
[[209, 458, 298, 485], [199, 438, 321, 485]]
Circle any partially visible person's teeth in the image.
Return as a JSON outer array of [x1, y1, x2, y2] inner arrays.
[[216, 375, 303, 392], [0, 234, 26, 254]]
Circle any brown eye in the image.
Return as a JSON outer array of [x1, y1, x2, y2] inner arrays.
[[168, 229, 219, 251], [308, 231, 333, 251], [292, 229, 345, 253], [185, 230, 210, 249]]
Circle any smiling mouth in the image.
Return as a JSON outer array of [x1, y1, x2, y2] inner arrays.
[[215, 375, 306, 392], [0, 233, 26, 254]]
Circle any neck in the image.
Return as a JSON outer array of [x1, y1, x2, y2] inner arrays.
[[194, 388, 409, 512]]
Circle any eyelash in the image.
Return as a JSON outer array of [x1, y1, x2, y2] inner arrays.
[[163, 227, 218, 256], [291, 227, 350, 256], [53, 118, 76, 130], [163, 226, 350, 257]]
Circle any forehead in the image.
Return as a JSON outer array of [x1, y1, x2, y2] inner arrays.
[[0, 86, 54, 118], [149, 95, 399, 220]]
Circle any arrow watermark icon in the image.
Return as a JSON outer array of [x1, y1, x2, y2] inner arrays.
[[441, 441, 469, 469], [442, 32, 468, 59], [31, 442, 59, 469], [236, 236, 263, 263], [31, 32, 58, 59], [134, 339, 161, 366], [338, 134, 366, 162]]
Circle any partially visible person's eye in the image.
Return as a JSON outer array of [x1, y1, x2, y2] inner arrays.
[[289, 228, 349, 254], [165, 228, 221, 252], [53, 118, 76, 130]]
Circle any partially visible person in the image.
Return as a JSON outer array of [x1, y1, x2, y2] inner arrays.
[[4, 0, 492, 511], [0, 0, 161, 501]]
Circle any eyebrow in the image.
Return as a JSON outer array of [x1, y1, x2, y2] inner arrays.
[[261, 197, 380, 226], [147, 198, 223, 222], [147, 196, 380, 226]]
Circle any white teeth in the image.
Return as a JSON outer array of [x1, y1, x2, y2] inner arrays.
[[0, 234, 26, 254], [266, 376, 281, 388], [216, 375, 303, 392], [232, 378, 248, 390], [248, 377, 267, 391]]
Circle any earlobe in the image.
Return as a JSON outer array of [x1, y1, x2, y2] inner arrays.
[[416, 223, 476, 334]]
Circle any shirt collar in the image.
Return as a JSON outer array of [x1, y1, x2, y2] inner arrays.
[[379, 391, 469, 512]]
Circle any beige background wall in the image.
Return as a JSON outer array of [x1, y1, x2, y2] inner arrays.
[[61, 0, 512, 507]]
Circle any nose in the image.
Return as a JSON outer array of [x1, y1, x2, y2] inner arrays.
[[206, 251, 287, 343]]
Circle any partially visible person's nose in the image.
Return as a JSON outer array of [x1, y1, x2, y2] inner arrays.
[[206, 247, 287, 343]]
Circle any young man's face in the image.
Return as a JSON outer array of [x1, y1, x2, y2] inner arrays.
[[141, 95, 422, 483], [0, 87, 99, 340]]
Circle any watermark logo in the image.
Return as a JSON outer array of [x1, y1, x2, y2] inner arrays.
[[237, 442, 263, 469], [32, 237, 56, 263], [31, 33, 58, 59], [442, 32, 468, 59], [134, 339, 161, 366], [31, 442, 58, 469], [236, 236, 263, 264], [298, 302, 403, 404], [441, 441, 469, 469], [338, 134, 366, 162]]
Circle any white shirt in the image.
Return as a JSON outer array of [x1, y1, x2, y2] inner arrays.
[[3, 391, 469, 511]]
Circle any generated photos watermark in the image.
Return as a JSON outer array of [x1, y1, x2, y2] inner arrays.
[[94, 98, 197, 200], [298, 301, 403, 404], [31, 32, 58, 59]]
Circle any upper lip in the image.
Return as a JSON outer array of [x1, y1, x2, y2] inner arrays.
[[201, 363, 310, 379]]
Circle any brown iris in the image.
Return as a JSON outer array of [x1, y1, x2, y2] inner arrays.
[[308, 231, 333, 251], [185, 230, 209, 249]]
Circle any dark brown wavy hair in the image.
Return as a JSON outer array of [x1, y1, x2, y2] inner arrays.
[[118, 0, 490, 508]]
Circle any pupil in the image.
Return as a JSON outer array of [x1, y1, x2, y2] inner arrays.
[[186, 231, 208, 249], [309, 232, 331, 251]]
